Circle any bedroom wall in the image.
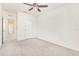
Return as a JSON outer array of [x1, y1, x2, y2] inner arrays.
[[17, 12, 37, 40], [37, 4, 79, 51]]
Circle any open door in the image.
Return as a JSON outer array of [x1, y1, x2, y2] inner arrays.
[[0, 4, 2, 47]]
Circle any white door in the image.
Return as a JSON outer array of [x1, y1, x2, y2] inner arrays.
[[17, 12, 36, 40]]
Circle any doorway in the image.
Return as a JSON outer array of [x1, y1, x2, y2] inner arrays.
[[3, 11, 17, 42]]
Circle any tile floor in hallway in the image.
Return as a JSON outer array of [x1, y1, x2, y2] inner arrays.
[[0, 38, 79, 56]]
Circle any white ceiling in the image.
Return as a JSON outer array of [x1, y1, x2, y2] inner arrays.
[[2, 3, 66, 15], [2, 3, 66, 11]]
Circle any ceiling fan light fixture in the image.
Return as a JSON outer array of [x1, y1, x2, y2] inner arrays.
[[23, 3, 48, 12]]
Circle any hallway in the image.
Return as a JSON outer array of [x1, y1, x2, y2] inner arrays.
[[0, 38, 79, 56]]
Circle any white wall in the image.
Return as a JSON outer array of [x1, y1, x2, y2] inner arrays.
[[0, 4, 2, 47], [17, 12, 37, 40], [37, 4, 79, 51]]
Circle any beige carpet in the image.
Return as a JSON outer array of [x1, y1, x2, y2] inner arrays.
[[0, 38, 79, 56]]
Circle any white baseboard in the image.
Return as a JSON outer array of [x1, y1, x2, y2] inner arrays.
[[37, 37, 79, 52]]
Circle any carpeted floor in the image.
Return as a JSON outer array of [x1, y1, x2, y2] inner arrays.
[[0, 38, 79, 56]]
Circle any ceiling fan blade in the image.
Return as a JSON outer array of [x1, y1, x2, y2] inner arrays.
[[38, 5, 48, 8], [37, 8, 41, 12], [33, 3, 37, 5], [29, 7, 33, 11], [23, 3, 33, 6]]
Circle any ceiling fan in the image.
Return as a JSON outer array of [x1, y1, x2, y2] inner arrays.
[[23, 3, 48, 12]]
